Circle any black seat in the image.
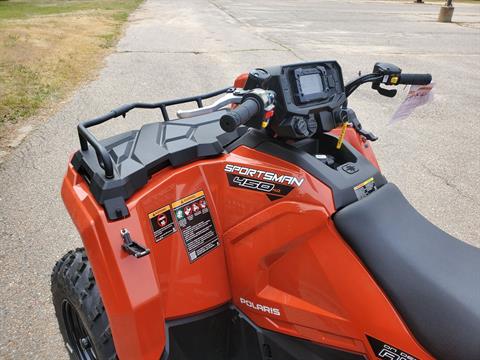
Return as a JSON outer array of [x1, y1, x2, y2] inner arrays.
[[334, 183, 480, 360]]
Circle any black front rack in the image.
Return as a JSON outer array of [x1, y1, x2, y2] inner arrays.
[[77, 87, 232, 179]]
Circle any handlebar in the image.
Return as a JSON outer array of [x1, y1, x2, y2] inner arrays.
[[346, 69, 432, 98], [220, 98, 261, 132], [398, 73, 432, 85]]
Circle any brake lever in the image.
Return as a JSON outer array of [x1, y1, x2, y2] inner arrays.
[[177, 91, 243, 119]]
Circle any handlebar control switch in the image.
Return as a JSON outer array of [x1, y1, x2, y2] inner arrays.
[[373, 62, 402, 78], [371, 62, 403, 97], [373, 62, 401, 74]]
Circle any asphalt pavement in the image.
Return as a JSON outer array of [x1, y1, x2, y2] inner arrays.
[[0, 0, 479, 358]]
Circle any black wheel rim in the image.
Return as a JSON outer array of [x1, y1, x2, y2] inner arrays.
[[62, 300, 97, 360]]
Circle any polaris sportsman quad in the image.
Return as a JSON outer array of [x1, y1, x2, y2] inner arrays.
[[52, 60, 480, 360]]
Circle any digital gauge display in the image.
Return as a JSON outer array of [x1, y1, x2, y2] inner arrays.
[[298, 74, 324, 96], [294, 67, 328, 104]]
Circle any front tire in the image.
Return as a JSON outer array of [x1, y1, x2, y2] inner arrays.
[[51, 248, 116, 360]]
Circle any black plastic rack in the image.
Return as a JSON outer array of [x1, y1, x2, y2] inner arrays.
[[77, 87, 232, 179]]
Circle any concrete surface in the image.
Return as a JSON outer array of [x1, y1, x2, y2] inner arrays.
[[0, 0, 479, 358]]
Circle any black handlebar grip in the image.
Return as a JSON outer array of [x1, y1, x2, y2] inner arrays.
[[398, 73, 432, 85], [220, 98, 261, 132]]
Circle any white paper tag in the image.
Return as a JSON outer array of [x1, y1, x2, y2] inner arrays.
[[390, 83, 434, 124]]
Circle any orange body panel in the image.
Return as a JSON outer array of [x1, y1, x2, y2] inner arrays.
[[62, 138, 434, 359]]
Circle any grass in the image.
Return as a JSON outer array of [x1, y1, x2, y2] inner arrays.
[[0, 0, 143, 131], [0, 0, 141, 20]]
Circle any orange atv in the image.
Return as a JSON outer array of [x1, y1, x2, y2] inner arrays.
[[52, 61, 480, 360]]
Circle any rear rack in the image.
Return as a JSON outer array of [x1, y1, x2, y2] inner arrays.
[[77, 87, 232, 179]]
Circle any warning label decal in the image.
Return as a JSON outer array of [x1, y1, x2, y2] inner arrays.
[[148, 205, 176, 242], [172, 191, 219, 262]]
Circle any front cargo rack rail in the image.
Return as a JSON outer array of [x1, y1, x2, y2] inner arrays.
[[77, 87, 232, 179]]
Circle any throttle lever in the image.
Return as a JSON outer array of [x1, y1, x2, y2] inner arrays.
[[375, 86, 397, 98]]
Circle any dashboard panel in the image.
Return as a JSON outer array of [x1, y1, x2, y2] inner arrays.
[[247, 61, 346, 138], [268, 61, 345, 113]]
